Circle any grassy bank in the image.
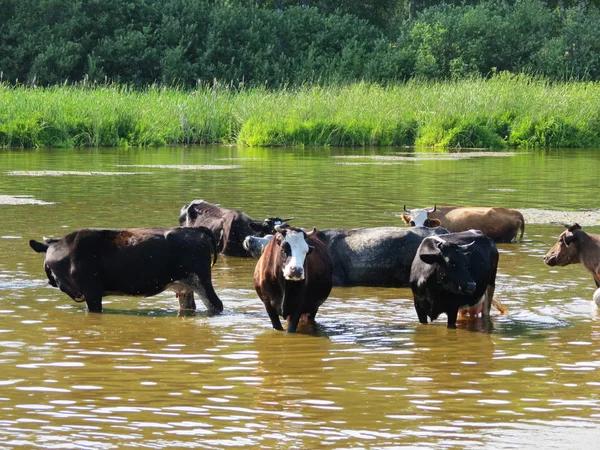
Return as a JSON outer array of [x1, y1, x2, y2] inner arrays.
[[1, 74, 599, 149]]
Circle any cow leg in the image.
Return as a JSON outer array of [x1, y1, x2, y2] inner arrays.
[[177, 291, 196, 310], [264, 303, 283, 331], [286, 308, 303, 334], [446, 306, 459, 328], [413, 299, 429, 324], [194, 279, 224, 315], [482, 284, 496, 317], [83, 292, 102, 313]]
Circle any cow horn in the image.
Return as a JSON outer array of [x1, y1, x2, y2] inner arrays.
[[274, 225, 285, 233], [428, 204, 437, 213], [306, 227, 317, 237], [281, 217, 293, 223], [403, 205, 410, 213]]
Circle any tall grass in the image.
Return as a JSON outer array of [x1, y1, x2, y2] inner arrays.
[[1, 74, 599, 149]]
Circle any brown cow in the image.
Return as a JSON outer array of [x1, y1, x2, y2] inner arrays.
[[401, 205, 525, 243], [179, 200, 292, 257], [253, 225, 333, 333], [543, 223, 600, 287]]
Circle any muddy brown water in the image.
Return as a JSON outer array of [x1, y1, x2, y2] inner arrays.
[[1, 147, 599, 449]]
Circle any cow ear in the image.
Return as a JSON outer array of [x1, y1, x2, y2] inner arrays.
[[424, 218, 442, 227], [307, 245, 314, 255], [420, 252, 443, 265], [563, 233, 578, 246], [30, 240, 49, 253]]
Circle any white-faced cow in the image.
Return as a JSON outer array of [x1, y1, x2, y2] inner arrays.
[[253, 225, 333, 333], [401, 205, 525, 243], [29, 227, 223, 314], [410, 230, 499, 328], [179, 200, 292, 257], [244, 226, 450, 287], [543, 223, 600, 288]]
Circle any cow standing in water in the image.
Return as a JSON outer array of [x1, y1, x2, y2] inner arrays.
[[253, 225, 333, 333], [544, 223, 600, 287], [401, 205, 525, 243], [29, 227, 223, 314], [410, 231, 499, 328], [179, 200, 292, 257]]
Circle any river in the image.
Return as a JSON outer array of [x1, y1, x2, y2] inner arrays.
[[0, 146, 599, 448]]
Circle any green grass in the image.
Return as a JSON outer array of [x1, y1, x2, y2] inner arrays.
[[1, 74, 600, 149]]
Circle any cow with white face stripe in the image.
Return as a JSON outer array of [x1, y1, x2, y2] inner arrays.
[[253, 225, 333, 333]]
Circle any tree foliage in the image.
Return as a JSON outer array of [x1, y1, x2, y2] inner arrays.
[[1, 0, 599, 86]]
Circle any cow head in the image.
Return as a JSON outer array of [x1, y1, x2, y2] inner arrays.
[[29, 238, 83, 300], [543, 223, 582, 267], [419, 237, 477, 295], [274, 225, 315, 281], [249, 217, 293, 235], [179, 201, 199, 226], [243, 234, 273, 259], [401, 205, 440, 227]]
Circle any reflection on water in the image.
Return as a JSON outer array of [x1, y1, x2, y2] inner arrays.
[[1, 146, 600, 448]]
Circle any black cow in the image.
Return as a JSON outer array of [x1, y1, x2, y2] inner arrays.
[[410, 230, 499, 328], [244, 226, 449, 287], [29, 227, 223, 314], [179, 200, 292, 257], [253, 225, 333, 333]]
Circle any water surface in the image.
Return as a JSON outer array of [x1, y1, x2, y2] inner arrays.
[[1, 146, 599, 449]]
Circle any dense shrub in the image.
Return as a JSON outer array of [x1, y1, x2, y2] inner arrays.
[[1, 0, 600, 86]]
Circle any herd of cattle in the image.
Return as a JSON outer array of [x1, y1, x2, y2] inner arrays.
[[29, 200, 600, 332]]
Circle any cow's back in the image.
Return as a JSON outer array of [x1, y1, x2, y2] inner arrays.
[[322, 227, 448, 287], [442, 207, 523, 242]]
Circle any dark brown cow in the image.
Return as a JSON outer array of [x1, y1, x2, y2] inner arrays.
[[401, 205, 525, 243], [253, 225, 333, 333], [179, 200, 292, 257], [543, 223, 600, 287], [29, 227, 223, 314]]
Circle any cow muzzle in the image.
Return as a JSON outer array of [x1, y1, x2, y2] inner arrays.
[[543, 254, 556, 266], [284, 266, 305, 281]]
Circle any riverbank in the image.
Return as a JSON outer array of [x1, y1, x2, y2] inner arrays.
[[1, 75, 599, 149]]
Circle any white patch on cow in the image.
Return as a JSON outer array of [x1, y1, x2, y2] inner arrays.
[[594, 288, 600, 307], [283, 231, 310, 281], [409, 209, 430, 227]]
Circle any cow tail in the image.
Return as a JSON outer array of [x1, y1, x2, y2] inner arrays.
[[196, 226, 218, 267], [519, 217, 525, 241], [210, 231, 219, 267], [492, 297, 508, 315]]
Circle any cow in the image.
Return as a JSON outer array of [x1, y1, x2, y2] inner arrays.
[[400, 205, 525, 243], [410, 230, 499, 328], [543, 223, 600, 288], [29, 227, 223, 314], [179, 200, 292, 257], [253, 225, 333, 333], [244, 226, 450, 287]]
